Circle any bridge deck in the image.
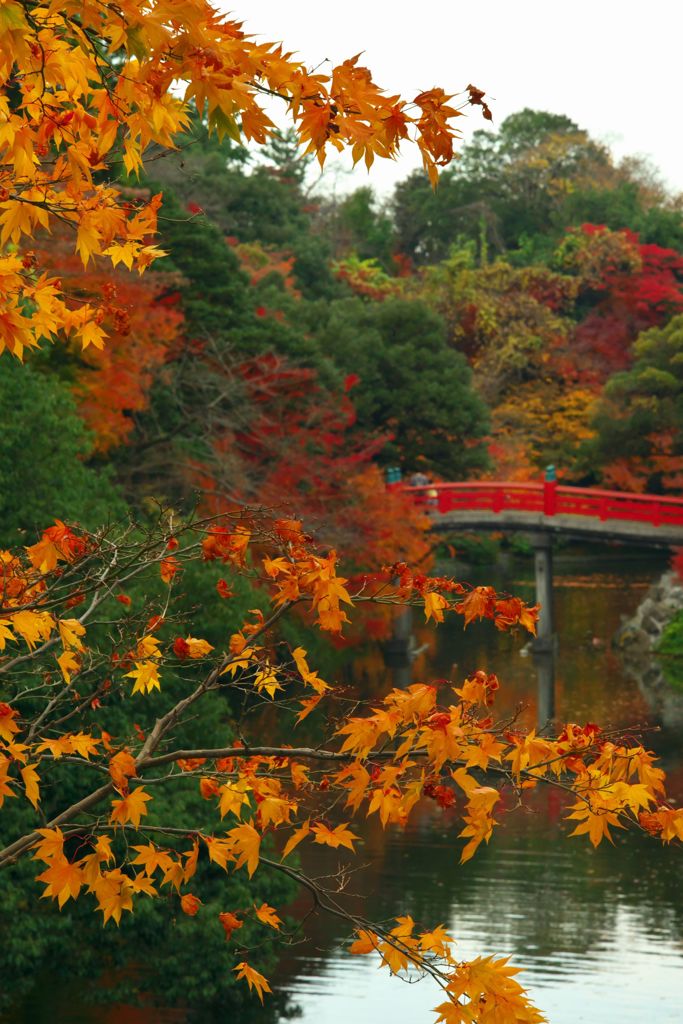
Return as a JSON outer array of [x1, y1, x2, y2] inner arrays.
[[402, 481, 683, 548]]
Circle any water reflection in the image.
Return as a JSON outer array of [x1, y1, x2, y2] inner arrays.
[[534, 651, 556, 727], [274, 549, 683, 1024]]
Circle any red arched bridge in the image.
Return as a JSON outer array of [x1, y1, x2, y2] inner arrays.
[[399, 478, 683, 651], [402, 479, 683, 548]]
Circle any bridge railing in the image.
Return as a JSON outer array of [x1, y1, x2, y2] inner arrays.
[[402, 481, 683, 528]]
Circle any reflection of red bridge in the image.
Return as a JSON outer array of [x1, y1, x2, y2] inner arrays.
[[402, 479, 683, 547]]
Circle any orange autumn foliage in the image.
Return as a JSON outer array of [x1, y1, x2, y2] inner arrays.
[[33, 231, 184, 452], [0, 514, 681, 1021], [0, 0, 490, 359]]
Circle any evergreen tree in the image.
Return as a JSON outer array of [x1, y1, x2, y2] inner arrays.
[[309, 297, 490, 477], [0, 361, 125, 546]]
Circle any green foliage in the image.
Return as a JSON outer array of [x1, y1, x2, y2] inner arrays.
[[656, 610, 683, 689], [391, 168, 489, 265], [154, 188, 336, 369], [391, 108, 683, 267], [324, 186, 396, 268], [441, 532, 501, 565], [392, 109, 608, 261], [0, 805, 292, 1024], [308, 297, 490, 477], [591, 315, 683, 489], [0, 360, 125, 546], [147, 130, 340, 300]]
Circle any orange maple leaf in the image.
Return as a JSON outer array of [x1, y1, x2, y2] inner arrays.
[[227, 822, 261, 877], [254, 902, 282, 930], [311, 822, 359, 852], [233, 962, 272, 1003], [180, 893, 202, 916], [110, 787, 152, 827], [159, 556, 180, 584], [36, 854, 83, 907], [109, 750, 138, 792], [20, 764, 40, 809], [219, 911, 243, 941]]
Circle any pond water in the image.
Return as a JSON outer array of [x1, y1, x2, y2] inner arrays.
[[271, 548, 683, 1024]]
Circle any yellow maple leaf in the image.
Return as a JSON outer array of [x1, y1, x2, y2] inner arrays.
[[311, 822, 359, 852], [291, 646, 330, 694], [227, 822, 261, 878], [419, 924, 453, 957], [218, 780, 251, 820], [424, 591, 449, 623], [92, 869, 134, 925], [183, 841, 199, 883], [75, 217, 101, 266], [20, 763, 40, 809], [130, 844, 175, 877], [58, 618, 86, 651], [10, 609, 55, 650], [0, 755, 16, 807], [57, 649, 80, 684], [253, 662, 282, 699], [32, 827, 65, 863], [124, 660, 161, 695], [458, 786, 501, 863], [295, 695, 323, 724], [0, 618, 16, 650], [203, 835, 235, 872], [93, 835, 115, 864], [67, 732, 101, 759], [282, 819, 311, 860]]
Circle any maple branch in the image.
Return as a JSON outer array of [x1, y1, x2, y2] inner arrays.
[[258, 856, 454, 996], [0, 780, 114, 868], [140, 744, 351, 770], [134, 600, 294, 766]]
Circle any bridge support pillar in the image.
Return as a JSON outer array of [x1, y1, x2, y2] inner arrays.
[[530, 533, 554, 653]]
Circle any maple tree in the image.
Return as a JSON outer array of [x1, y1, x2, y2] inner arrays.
[[0, 0, 492, 361], [185, 348, 433, 571], [1, 514, 682, 1023]]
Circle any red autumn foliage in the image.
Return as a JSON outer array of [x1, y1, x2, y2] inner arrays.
[[563, 224, 683, 384], [193, 352, 432, 569]]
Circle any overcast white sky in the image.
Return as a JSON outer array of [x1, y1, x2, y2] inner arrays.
[[233, 1, 683, 198]]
